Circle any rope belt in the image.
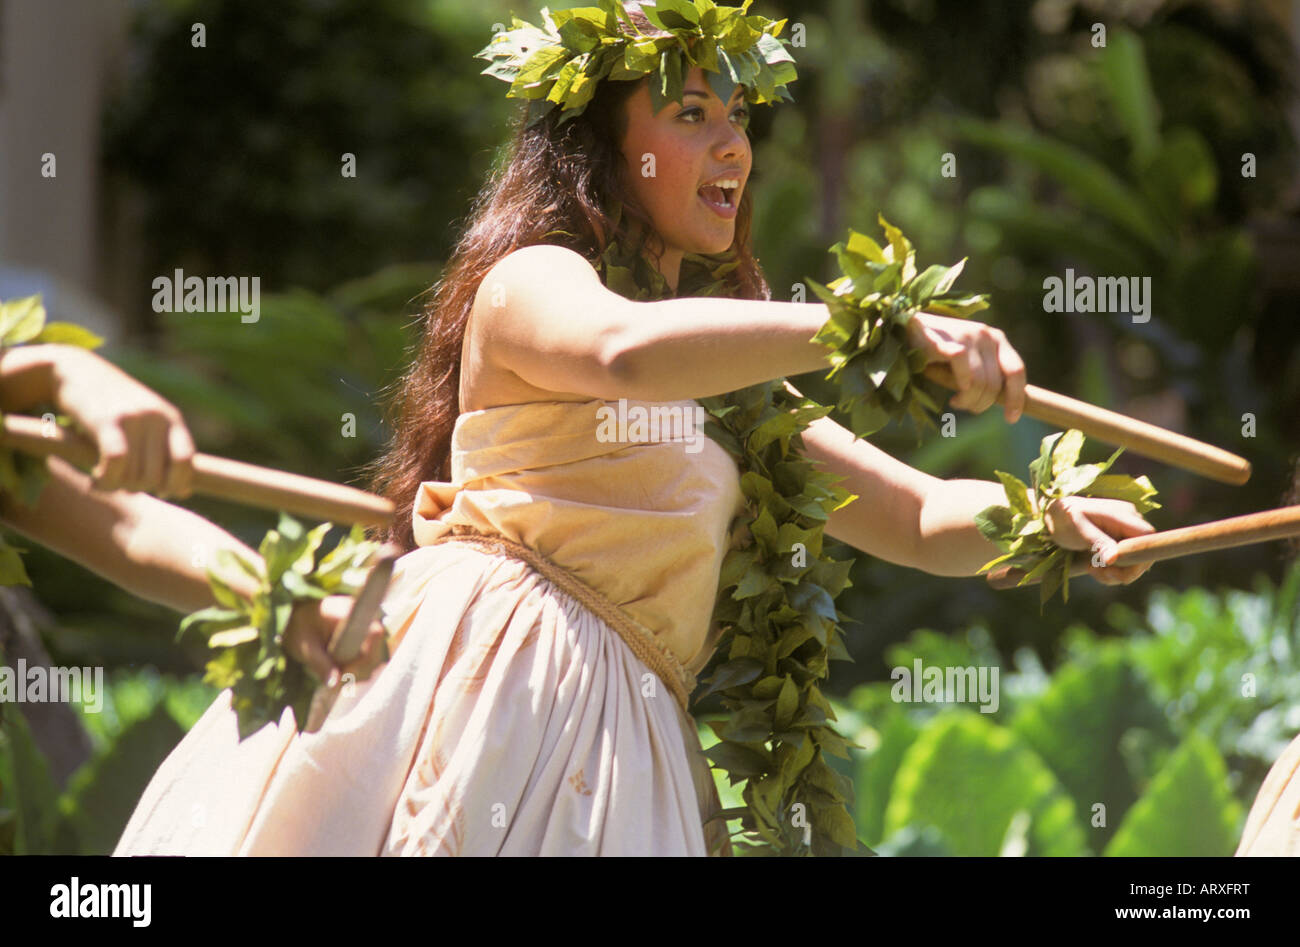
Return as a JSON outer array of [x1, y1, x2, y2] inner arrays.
[[426, 525, 696, 713]]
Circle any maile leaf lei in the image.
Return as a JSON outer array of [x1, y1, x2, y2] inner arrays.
[[178, 513, 385, 740], [592, 233, 867, 856], [808, 214, 991, 441], [475, 0, 797, 128], [974, 429, 1161, 610], [0, 294, 104, 586]]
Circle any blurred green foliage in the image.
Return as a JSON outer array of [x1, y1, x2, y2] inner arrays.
[[103, 0, 512, 308], [712, 556, 1299, 856], [1, 666, 217, 855]]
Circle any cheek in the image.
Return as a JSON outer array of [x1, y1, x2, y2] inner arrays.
[[623, 124, 699, 220]]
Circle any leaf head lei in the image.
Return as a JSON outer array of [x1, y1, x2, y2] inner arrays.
[[475, 0, 798, 129]]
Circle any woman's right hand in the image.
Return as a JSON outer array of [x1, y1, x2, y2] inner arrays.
[[905, 312, 1028, 424], [50, 346, 196, 499]]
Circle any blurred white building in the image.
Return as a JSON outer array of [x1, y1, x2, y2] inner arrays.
[[0, 0, 129, 340]]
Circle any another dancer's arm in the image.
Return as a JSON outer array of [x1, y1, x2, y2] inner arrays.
[[0, 344, 381, 680]]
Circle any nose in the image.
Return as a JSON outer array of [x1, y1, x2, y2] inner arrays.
[[713, 120, 748, 163]]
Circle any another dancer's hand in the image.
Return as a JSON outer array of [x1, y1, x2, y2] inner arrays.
[[283, 594, 389, 688], [51, 346, 196, 498], [906, 312, 1027, 424], [1044, 495, 1155, 585]]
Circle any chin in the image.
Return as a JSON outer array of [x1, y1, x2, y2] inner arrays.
[[693, 231, 736, 256]]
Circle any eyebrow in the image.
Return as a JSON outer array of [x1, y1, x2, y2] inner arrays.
[[683, 88, 745, 105]]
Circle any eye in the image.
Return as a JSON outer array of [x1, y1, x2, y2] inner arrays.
[[731, 106, 750, 128], [676, 106, 705, 123]]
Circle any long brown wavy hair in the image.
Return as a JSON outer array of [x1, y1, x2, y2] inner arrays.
[[362, 26, 772, 553]]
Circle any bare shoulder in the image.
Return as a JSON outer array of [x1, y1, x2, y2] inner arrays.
[[463, 244, 617, 411], [475, 243, 602, 308]]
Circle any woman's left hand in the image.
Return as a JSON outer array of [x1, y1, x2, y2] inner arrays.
[[1044, 495, 1156, 586], [905, 312, 1028, 424]]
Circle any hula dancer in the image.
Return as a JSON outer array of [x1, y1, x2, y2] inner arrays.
[[115, 0, 1154, 857]]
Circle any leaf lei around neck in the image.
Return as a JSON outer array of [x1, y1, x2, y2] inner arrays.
[[588, 227, 865, 856]]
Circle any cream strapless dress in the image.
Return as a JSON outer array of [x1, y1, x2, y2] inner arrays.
[[113, 397, 745, 856], [1237, 733, 1300, 855]]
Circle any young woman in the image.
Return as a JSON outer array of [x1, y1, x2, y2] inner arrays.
[[113, 4, 1155, 857]]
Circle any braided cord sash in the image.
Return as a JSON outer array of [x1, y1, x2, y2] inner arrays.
[[427, 525, 697, 713]]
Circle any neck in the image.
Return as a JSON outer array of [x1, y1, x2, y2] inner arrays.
[[649, 246, 683, 294]]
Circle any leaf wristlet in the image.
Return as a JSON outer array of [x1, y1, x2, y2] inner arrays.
[[975, 429, 1161, 609], [0, 294, 104, 586], [807, 215, 991, 441], [178, 513, 386, 740]]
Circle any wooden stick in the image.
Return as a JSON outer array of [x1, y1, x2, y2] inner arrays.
[[303, 542, 402, 733], [986, 504, 1300, 589], [1, 413, 395, 527], [923, 364, 1252, 485]]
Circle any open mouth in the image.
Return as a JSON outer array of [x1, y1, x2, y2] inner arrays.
[[696, 183, 738, 206]]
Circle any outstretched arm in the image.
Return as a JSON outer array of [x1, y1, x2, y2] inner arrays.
[[0, 458, 383, 683], [476, 243, 1035, 411], [788, 381, 1154, 584], [0, 345, 381, 681], [0, 454, 260, 613], [473, 243, 831, 402]]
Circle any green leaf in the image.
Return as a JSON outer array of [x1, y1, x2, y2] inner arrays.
[[700, 657, 764, 698], [33, 321, 104, 349], [0, 541, 32, 587], [1103, 732, 1243, 856], [703, 740, 771, 779], [1096, 27, 1161, 167], [908, 260, 966, 304], [176, 606, 243, 642], [1055, 463, 1104, 497], [1011, 645, 1176, 852], [995, 471, 1033, 516], [0, 295, 46, 345], [884, 712, 1088, 856], [1029, 431, 1063, 491], [207, 625, 259, 648], [1050, 429, 1086, 478], [974, 505, 1014, 545], [774, 675, 799, 729], [1086, 474, 1160, 512]]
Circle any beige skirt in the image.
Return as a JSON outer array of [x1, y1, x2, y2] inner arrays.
[[113, 542, 727, 856], [1236, 731, 1300, 856]]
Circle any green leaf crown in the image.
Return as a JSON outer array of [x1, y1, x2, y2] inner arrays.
[[475, 0, 798, 128]]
